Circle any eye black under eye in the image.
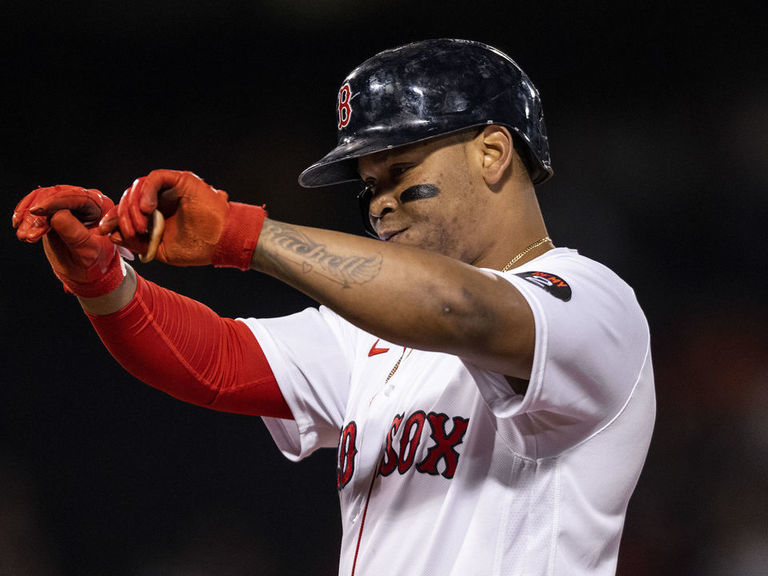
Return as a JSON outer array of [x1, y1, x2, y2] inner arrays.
[[399, 184, 440, 203]]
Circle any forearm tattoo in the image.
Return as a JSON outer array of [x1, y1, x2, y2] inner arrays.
[[262, 221, 382, 287]]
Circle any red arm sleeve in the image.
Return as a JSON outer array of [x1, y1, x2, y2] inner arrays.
[[86, 274, 293, 420]]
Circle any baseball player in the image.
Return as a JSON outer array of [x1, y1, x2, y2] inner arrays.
[[13, 39, 655, 575]]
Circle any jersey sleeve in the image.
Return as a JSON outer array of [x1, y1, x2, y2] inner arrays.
[[238, 306, 354, 461], [475, 252, 653, 457]]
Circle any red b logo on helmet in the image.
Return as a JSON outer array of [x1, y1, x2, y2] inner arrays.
[[337, 83, 352, 129]]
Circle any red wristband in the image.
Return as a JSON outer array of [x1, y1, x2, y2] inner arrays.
[[211, 202, 267, 270]]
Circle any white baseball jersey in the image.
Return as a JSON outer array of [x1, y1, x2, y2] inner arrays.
[[240, 247, 655, 576]]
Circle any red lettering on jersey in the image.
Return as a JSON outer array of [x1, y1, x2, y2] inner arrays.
[[377, 410, 471, 480], [416, 413, 470, 478], [337, 83, 352, 129], [531, 271, 567, 288], [337, 421, 358, 490], [398, 411, 426, 474], [379, 414, 403, 477]]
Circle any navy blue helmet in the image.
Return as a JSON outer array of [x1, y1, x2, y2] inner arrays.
[[299, 38, 553, 188]]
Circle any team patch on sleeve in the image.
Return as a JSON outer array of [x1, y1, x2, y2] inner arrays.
[[515, 271, 572, 302]]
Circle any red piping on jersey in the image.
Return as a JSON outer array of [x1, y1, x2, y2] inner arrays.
[[350, 472, 378, 576]]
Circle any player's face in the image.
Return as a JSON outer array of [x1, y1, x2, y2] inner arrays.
[[357, 131, 489, 263]]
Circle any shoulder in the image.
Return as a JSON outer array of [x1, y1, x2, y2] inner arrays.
[[499, 247, 650, 372], [508, 247, 631, 288], [500, 248, 643, 316]]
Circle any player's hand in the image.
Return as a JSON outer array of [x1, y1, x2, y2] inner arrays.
[[12, 185, 127, 297], [99, 169, 266, 269]]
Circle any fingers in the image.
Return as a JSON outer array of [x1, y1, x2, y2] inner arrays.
[[127, 179, 149, 232], [99, 169, 187, 252], [23, 171, 194, 260], [13, 185, 107, 243], [97, 204, 119, 235], [99, 206, 139, 253], [48, 209, 91, 248], [102, 180, 168, 259], [112, 170, 182, 238], [109, 228, 124, 244], [13, 188, 48, 241], [30, 187, 106, 225], [12, 188, 43, 229], [102, 201, 148, 256], [115, 178, 153, 239], [15, 174, 189, 258], [15, 212, 50, 243], [116, 185, 139, 240], [141, 169, 187, 213]]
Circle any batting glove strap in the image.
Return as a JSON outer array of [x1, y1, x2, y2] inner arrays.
[[211, 202, 267, 270], [56, 247, 127, 298]]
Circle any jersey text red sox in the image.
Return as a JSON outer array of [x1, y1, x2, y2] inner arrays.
[[337, 411, 470, 489]]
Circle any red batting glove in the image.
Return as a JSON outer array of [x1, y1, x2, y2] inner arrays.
[[98, 169, 266, 269], [13, 185, 127, 298]]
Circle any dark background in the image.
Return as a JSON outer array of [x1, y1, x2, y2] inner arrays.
[[3, 1, 767, 574]]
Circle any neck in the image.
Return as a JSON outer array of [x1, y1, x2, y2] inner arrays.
[[479, 183, 552, 269], [500, 236, 553, 271]]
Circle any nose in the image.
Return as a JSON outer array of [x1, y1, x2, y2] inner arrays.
[[368, 187, 399, 222]]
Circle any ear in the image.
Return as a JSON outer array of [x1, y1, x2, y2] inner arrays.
[[479, 125, 514, 186]]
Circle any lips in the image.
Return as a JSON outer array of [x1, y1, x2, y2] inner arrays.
[[378, 228, 407, 242]]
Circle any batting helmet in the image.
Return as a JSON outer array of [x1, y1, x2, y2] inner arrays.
[[298, 38, 553, 189]]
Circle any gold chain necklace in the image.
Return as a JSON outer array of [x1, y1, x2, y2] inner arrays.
[[385, 347, 412, 384], [500, 236, 552, 272], [370, 347, 412, 405]]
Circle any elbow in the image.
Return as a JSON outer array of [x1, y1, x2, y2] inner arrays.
[[432, 284, 496, 344]]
